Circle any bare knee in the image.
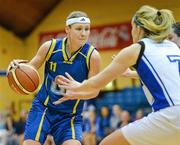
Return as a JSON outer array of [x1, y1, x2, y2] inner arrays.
[[23, 140, 41, 145], [62, 139, 81, 145]]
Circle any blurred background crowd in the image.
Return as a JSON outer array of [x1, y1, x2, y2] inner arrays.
[[0, 86, 151, 145]]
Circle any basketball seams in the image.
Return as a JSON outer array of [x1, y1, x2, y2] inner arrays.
[[23, 64, 40, 78], [18, 67, 38, 89], [7, 64, 40, 95], [11, 68, 31, 94], [7, 71, 27, 95], [20, 64, 40, 88]]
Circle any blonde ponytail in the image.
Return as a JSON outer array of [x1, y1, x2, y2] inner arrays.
[[134, 5, 175, 42]]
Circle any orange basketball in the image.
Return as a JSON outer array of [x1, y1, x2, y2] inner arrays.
[[7, 63, 40, 95]]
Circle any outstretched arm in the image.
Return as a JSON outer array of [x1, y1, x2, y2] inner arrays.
[[78, 43, 141, 91], [54, 43, 141, 103]]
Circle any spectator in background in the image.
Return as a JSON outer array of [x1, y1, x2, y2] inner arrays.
[[96, 106, 111, 143], [5, 113, 18, 145], [0, 112, 8, 145], [168, 22, 180, 47], [83, 109, 96, 145], [119, 111, 131, 128], [14, 109, 28, 145], [133, 109, 144, 121], [110, 105, 122, 131]]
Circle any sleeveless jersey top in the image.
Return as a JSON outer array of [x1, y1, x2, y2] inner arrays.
[[35, 38, 95, 114], [135, 38, 180, 111]]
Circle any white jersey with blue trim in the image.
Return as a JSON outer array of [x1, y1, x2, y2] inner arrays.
[[136, 38, 180, 111]]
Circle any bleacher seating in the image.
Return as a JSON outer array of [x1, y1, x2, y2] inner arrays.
[[95, 87, 150, 113]]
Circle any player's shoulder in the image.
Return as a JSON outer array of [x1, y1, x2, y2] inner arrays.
[[90, 48, 101, 64]]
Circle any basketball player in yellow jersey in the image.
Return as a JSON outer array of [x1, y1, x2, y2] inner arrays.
[[8, 11, 101, 145]]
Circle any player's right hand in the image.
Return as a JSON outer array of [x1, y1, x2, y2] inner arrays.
[[7, 59, 28, 72]]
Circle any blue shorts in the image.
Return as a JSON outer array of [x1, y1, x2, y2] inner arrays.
[[24, 99, 83, 145]]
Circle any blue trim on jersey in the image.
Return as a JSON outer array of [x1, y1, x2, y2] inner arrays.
[[143, 55, 174, 106], [167, 55, 180, 77], [137, 56, 172, 111]]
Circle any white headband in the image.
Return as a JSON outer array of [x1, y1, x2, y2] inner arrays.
[[66, 17, 90, 26]]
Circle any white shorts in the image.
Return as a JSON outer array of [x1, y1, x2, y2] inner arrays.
[[121, 106, 180, 145]]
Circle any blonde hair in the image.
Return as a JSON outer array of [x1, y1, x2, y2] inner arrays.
[[66, 11, 89, 20], [133, 5, 175, 42]]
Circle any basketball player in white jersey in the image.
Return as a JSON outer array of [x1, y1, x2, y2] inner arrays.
[[123, 21, 180, 79], [116, 22, 180, 80], [55, 5, 180, 145]]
